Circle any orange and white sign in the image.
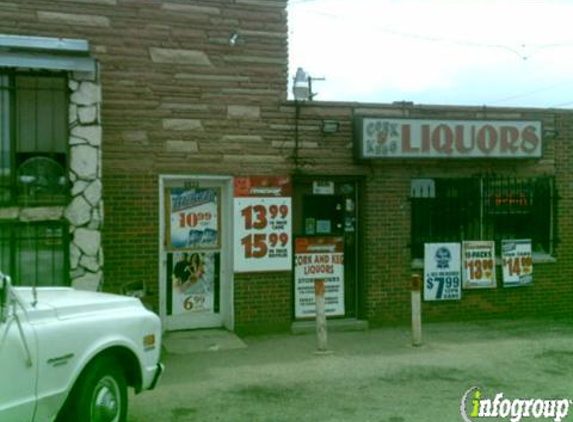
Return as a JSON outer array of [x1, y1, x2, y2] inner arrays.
[[294, 237, 344, 318], [234, 176, 292, 273]]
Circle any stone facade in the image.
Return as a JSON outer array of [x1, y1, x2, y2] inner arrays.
[[67, 70, 104, 291]]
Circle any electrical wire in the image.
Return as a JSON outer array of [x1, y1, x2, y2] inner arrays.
[[289, 3, 573, 106]]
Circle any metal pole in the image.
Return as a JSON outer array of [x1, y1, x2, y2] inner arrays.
[[411, 273, 422, 347], [314, 278, 328, 352]]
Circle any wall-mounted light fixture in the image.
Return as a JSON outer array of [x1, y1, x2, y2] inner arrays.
[[321, 120, 340, 133], [543, 128, 559, 139], [228, 32, 239, 46]]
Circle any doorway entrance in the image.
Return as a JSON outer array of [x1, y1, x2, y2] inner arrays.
[[159, 175, 233, 331], [293, 177, 362, 319]]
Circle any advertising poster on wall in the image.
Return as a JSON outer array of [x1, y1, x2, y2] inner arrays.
[[294, 237, 345, 318], [502, 239, 533, 287], [170, 251, 219, 315], [167, 187, 219, 249], [234, 176, 292, 272], [424, 243, 462, 301], [462, 241, 496, 289]]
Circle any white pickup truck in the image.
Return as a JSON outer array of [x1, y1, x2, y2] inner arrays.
[[0, 272, 163, 422]]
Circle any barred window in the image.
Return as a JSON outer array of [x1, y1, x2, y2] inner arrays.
[[0, 222, 68, 286], [411, 176, 556, 259], [0, 72, 68, 206]]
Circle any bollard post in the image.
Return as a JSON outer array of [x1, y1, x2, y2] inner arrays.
[[314, 278, 328, 352], [411, 273, 422, 347]]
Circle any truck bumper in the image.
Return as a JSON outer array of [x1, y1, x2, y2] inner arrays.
[[149, 362, 164, 390]]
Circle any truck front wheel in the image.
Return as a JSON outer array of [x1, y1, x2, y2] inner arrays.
[[62, 355, 128, 422]]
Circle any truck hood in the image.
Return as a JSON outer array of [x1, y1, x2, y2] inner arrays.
[[14, 287, 144, 320]]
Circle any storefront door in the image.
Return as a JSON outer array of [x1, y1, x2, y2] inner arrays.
[[293, 178, 361, 319], [159, 176, 233, 331]]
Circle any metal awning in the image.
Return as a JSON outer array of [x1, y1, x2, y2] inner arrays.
[[0, 35, 95, 72]]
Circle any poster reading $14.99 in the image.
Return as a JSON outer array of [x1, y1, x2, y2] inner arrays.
[[234, 176, 292, 273], [424, 243, 461, 301], [502, 239, 533, 287]]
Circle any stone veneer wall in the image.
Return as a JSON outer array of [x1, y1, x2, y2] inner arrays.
[[65, 69, 104, 291]]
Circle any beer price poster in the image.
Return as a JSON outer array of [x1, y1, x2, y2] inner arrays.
[[424, 243, 462, 301], [167, 187, 219, 250], [294, 237, 344, 318], [462, 241, 496, 289], [234, 176, 292, 272], [170, 251, 219, 315], [502, 239, 533, 287]]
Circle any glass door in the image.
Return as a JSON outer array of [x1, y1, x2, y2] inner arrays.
[[159, 176, 233, 331]]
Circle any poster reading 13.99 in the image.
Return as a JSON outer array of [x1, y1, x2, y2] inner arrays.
[[424, 243, 462, 301], [234, 176, 292, 273]]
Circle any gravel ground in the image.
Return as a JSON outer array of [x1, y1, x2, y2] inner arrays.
[[128, 319, 573, 422]]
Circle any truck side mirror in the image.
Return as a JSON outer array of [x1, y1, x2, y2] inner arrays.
[[0, 274, 10, 323]]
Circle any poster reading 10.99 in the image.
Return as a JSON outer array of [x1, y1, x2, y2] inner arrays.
[[234, 176, 292, 273], [424, 243, 462, 301]]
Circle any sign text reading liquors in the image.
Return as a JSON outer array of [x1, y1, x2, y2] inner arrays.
[[359, 118, 542, 159]]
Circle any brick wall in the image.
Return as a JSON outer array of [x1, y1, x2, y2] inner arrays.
[[0, 1, 292, 323], [3, 1, 572, 333], [291, 102, 573, 326]]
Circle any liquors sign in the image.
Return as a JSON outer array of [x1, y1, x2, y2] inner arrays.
[[356, 118, 542, 159]]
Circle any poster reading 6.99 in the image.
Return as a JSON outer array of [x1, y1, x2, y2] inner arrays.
[[234, 176, 292, 273]]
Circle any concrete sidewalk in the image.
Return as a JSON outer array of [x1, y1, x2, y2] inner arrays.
[[129, 319, 573, 422]]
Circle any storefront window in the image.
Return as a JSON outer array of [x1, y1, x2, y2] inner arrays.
[[0, 73, 69, 206], [411, 176, 555, 259]]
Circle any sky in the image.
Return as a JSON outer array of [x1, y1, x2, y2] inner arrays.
[[287, 0, 573, 108]]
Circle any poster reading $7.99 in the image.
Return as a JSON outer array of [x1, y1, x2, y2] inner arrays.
[[424, 243, 462, 301], [234, 176, 292, 273]]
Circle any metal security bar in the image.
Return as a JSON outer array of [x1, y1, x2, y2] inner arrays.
[[0, 221, 69, 286], [0, 71, 69, 206], [411, 175, 556, 258]]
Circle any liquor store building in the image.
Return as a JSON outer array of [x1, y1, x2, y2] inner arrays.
[[0, 1, 571, 335]]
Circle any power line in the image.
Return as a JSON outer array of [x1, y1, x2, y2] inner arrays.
[[289, 5, 573, 61], [488, 82, 570, 105]]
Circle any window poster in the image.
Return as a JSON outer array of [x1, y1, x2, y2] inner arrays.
[[167, 187, 219, 250], [234, 176, 292, 272], [170, 251, 219, 315], [462, 241, 496, 289], [294, 237, 344, 318], [424, 243, 462, 301], [502, 239, 533, 287]]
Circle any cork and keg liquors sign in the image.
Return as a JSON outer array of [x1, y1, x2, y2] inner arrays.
[[356, 118, 542, 159]]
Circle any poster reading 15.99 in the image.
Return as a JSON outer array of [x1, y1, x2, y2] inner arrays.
[[234, 176, 292, 273]]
